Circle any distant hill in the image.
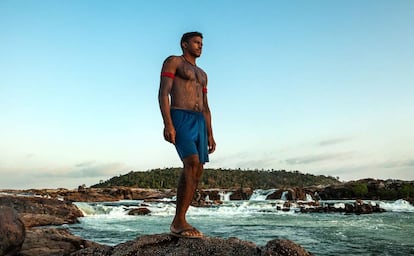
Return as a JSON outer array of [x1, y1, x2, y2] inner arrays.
[[91, 168, 341, 189]]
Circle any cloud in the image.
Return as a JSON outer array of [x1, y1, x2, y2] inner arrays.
[[284, 151, 355, 165], [378, 159, 414, 169], [211, 151, 279, 170], [33, 162, 128, 178], [0, 161, 131, 189], [318, 137, 353, 147], [25, 153, 35, 159]]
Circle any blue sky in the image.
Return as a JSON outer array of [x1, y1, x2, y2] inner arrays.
[[1, 0, 413, 189]]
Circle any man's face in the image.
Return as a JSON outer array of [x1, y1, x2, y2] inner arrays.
[[184, 36, 203, 57]]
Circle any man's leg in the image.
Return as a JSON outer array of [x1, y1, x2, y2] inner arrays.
[[171, 154, 204, 236]]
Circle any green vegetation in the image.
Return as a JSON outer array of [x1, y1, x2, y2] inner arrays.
[[91, 168, 340, 189], [398, 184, 414, 198], [348, 179, 414, 200], [352, 183, 368, 197]]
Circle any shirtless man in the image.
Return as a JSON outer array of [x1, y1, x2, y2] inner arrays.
[[158, 32, 216, 238]]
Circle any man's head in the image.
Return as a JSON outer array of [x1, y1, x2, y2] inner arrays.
[[181, 31, 203, 55]]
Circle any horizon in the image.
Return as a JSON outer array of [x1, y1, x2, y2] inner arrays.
[[1, 0, 413, 189]]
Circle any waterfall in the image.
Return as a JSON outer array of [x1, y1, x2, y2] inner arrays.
[[219, 191, 233, 201], [250, 189, 277, 201], [305, 194, 314, 202], [280, 191, 288, 201]]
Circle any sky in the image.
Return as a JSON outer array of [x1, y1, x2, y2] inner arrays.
[[1, 0, 413, 189]]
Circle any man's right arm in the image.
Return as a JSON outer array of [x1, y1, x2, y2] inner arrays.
[[158, 56, 178, 144]]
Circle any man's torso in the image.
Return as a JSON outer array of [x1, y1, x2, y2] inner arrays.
[[170, 56, 207, 112]]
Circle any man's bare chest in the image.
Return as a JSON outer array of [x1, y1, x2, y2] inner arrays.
[[176, 64, 206, 86]]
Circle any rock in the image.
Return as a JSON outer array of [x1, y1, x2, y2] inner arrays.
[[0, 188, 177, 203], [300, 200, 386, 214], [267, 190, 283, 200], [0, 195, 83, 227], [267, 188, 304, 201], [190, 190, 224, 207], [71, 233, 313, 256], [263, 239, 312, 256], [345, 200, 386, 214], [128, 207, 151, 215], [230, 188, 253, 200], [200, 189, 221, 201], [131, 188, 176, 200], [19, 228, 101, 256], [0, 206, 26, 256]]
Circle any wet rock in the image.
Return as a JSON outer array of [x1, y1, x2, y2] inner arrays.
[[345, 200, 386, 214], [128, 207, 151, 215], [262, 239, 313, 256], [131, 188, 176, 200], [200, 189, 221, 201], [0, 195, 83, 227], [230, 188, 253, 200], [0, 188, 177, 203], [19, 228, 100, 256], [71, 233, 313, 256], [267, 188, 303, 201], [299, 200, 386, 214], [267, 190, 284, 200], [190, 190, 223, 207], [0, 206, 25, 256]]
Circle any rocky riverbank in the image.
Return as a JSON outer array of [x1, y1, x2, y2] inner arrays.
[[2, 178, 412, 204], [1, 178, 412, 255], [0, 194, 313, 256]]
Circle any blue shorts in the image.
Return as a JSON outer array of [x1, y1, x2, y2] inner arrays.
[[171, 109, 209, 164]]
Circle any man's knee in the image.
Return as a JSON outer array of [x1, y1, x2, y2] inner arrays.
[[183, 155, 203, 182], [183, 155, 200, 168]]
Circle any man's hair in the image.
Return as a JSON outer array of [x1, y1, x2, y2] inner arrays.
[[181, 31, 203, 48]]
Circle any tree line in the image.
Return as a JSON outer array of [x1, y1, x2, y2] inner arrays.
[[91, 168, 340, 189]]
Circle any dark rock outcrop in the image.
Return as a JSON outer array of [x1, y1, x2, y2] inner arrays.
[[229, 188, 253, 200], [315, 179, 414, 202], [19, 228, 101, 256], [345, 200, 386, 214], [1, 194, 313, 256], [0, 206, 26, 256], [128, 207, 151, 215], [71, 234, 313, 256], [266, 188, 308, 201], [299, 200, 385, 214], [0, 188, 177, 203], [4, 178, 412, 204], [263, 239, 312, 256], [0, 195, 83, 227]]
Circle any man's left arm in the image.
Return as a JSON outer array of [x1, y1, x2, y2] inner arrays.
[[203, 79, 216, 154]]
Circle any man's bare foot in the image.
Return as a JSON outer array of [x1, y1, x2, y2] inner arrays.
[[170, 225, 203, 239]]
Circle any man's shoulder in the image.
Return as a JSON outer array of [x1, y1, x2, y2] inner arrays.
[[164, 55, 182, 63]]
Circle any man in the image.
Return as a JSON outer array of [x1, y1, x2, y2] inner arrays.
[[158, 32, 216, 238]]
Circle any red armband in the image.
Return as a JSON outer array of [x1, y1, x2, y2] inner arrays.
[[161, 72, 175, 79], [202, 87, 208, 94]]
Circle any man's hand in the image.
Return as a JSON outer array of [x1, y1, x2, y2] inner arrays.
[[163, 125, 176, 144], [208, 135, 216, 154]]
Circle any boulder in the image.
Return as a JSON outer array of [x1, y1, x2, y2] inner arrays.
[[345, 200, 386, 214], [131, 188, 175, 200], [0, 206, 25, 256], [128, 207, 151, 215], [267, 190, 283, 200], [200, 189, 221, 201], [230, 188, 253, 200], [71, 233, 313, 256], [262, 239, 312, 256], [19, 228, 101, 256], [0, 195, 83, 227]]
